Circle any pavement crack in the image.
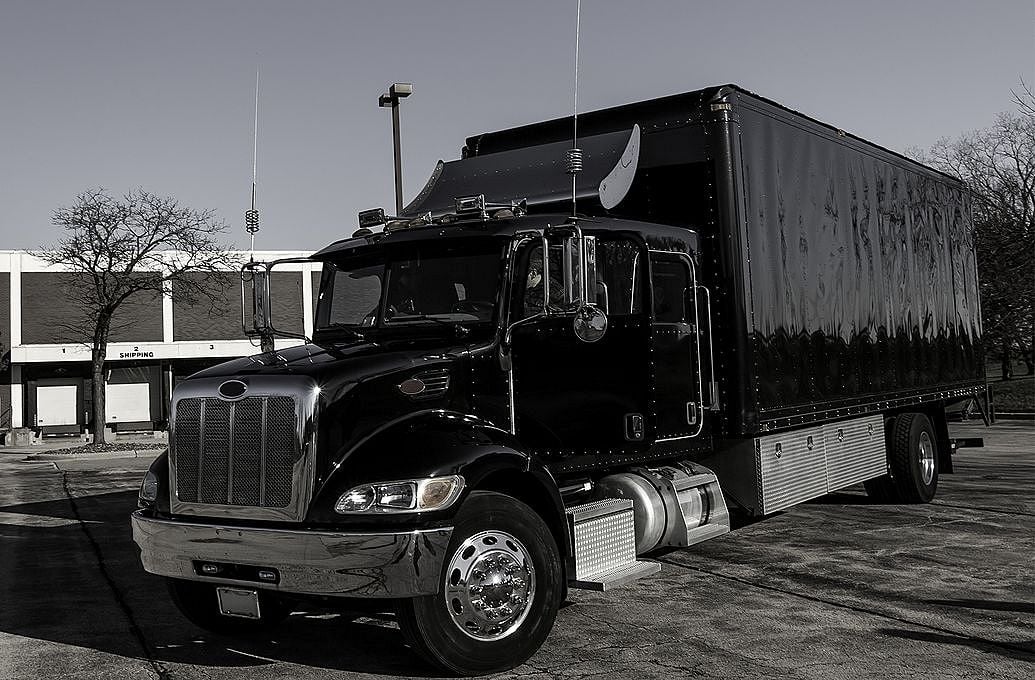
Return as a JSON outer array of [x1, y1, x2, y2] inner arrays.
[[61, 470, 171, 680], [656, 557, 1034, 661]]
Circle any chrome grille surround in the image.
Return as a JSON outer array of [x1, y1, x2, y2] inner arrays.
[[169, 375, 319, 522]]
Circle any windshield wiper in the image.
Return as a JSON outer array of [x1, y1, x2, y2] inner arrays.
[[389, 315, 471, 336], [322, 323, 367, 341]]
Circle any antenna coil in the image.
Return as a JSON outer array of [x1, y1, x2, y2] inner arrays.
[[566, 148, 583, 175], [245, 209, 260, 234]]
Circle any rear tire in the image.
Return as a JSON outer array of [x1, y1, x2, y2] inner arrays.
[[888, 412, 939, 503], [166, 578, 290, 635], [397, 491, 562, 675]]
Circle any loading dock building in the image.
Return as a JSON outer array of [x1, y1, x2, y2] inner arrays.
[[0, 250, 316, 437]]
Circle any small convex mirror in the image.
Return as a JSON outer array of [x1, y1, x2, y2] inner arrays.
[[573, 304, 608, 343]]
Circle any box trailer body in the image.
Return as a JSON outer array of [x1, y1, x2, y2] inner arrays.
[[132, 84, 987, 674], [445, 84, 985, 437]]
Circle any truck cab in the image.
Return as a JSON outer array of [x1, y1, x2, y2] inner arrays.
[[133, 204, 725, 674]]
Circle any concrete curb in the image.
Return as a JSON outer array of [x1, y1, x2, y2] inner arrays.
[[23, 449, 165, 462], [995, 412, 1035, 421]]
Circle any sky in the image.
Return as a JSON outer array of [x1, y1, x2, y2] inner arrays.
[[1, 0, 1032, 252]]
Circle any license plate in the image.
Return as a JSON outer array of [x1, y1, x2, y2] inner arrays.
[[216, 587, 261, 619]]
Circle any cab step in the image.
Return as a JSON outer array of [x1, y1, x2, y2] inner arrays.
[[565, 498, 660, 591]]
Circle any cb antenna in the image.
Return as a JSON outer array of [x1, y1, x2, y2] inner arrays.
[[565, 0, 583, 218], [245, 65, 260, 259]]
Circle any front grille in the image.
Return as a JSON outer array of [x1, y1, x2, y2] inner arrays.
[[174, 396, 300, 508]]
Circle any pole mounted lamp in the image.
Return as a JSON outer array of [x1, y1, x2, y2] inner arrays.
[[379, 82, 412, 215]]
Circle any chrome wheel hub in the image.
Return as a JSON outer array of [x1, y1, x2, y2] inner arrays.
[[444, 530, 535, 641], [918, 431, 935, 485]]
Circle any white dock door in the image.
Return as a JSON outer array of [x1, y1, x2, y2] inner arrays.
[[106, 383, 151, 423], [36, 385, 78, 426]]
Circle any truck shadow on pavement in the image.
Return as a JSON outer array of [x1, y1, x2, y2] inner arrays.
[[879, 629, 1035, 663], [0, 489, 439, 676]]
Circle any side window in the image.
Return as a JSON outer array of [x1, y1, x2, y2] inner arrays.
[[328, 264, 383, 326], [517, 244, 567, 319], [596, 239, 643, 315], [651, 258, 690, 323]]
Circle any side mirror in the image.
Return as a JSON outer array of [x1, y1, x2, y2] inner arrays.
[[241, 261, 272, 337], [573, 304, 608, 343]]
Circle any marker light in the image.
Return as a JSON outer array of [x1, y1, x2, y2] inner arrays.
[[358, 208, 387, 229], [138, 470, 159, 506], [454, 195, 486, 215], [335, 476, 465, 514]]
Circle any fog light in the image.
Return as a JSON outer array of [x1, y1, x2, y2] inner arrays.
[[200, 563, 220, 575], [257, 569, 277, 582]]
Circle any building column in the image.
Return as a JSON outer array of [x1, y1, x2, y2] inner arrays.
[[10, 253, 21, 347], [10, 365, 23, 428], [162, 278, 174, 343]]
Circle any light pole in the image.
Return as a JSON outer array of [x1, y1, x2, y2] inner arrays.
[[379, 82, 412, 215]]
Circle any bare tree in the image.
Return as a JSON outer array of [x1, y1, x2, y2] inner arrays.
[[37, 189, 239, 443], [915, 86, 1035, 379]]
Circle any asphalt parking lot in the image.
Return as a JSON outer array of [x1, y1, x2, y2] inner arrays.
[[0, 421, 1031, 680]]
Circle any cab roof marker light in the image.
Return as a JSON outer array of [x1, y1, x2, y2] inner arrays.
[[358, 207, 387, 229], [454, 194, 486, 215]]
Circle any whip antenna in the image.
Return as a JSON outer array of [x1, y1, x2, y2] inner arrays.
[[245, 65, 261, 258], [565, 0, 583, 218]]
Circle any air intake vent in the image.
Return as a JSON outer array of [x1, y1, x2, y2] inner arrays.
[[402, 369, 450, 400]]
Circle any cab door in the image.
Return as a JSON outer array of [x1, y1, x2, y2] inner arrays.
[[649, 251, 705, 440], [509, 236, 651, 449]]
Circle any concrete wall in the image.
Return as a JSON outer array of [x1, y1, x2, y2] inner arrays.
[[173, 271, 304, 340], [21, 273, 163, 344]]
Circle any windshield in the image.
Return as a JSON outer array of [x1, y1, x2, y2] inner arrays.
[[316, 246, 502, 333]]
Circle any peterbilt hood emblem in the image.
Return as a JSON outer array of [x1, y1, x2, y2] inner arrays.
[[399, 378, 426, 396], [218, 379, 248, 399]]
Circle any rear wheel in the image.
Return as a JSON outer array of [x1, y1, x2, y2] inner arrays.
[[888, 412, 939, 503], [397, 491, 562, 675], [166, 578, 290, 635]]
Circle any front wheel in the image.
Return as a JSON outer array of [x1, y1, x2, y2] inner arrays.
[[397, 491, 562, 675]]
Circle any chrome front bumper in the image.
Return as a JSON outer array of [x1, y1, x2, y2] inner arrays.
[[131, 511, 452, 598]]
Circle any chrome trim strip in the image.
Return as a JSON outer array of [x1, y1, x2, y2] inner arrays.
[[226, 401, 235, 503], [698, 282, 718, 409], [649, 248, 705, 442], [259, 397, 268, 507]]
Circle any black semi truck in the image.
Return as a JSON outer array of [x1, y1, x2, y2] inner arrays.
[[132, 85, 986, 675]]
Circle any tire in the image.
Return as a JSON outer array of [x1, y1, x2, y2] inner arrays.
[[397, 491, 563, 676], [887, 412, 939, 503], [166, 578, 290, 635]]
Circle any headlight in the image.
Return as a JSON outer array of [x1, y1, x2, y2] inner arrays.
[[138, 470, 159, 507], [334, 475, 464, 514]]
